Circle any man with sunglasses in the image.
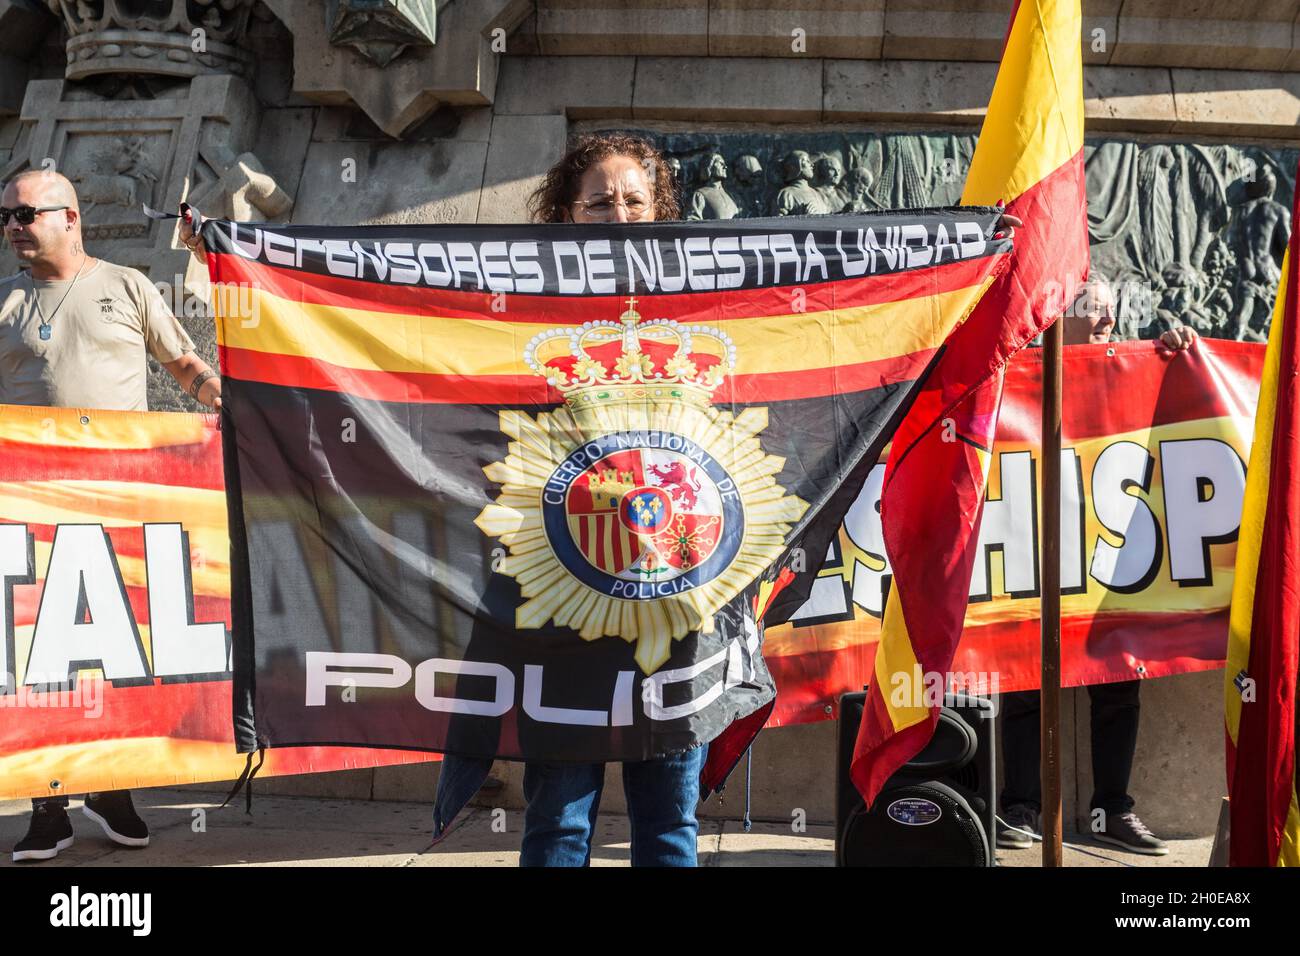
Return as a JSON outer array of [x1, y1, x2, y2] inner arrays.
[[1, 169, 223, 862]]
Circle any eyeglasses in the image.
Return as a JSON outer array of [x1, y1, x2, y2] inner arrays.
[[0, 205, 69, 227], [571, 197, 652, 221]]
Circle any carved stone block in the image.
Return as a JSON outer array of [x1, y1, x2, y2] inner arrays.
[[633, 56, 823, 122], [477, 112, 567, 223], [289, 139, 488, 227], [1170, 68, 1300, 137], [535, 0, 709, 56], [1082, 5, 1121, 66], [707, 1, 884, 59], [494, 55, 634, 118], [1110, 3, 1298, 72], [2, 75, 260, 277], [43, 0, 255, 81], [881, 0, 1007, 62], [1082, 65, 1177, 132], [824, 59, 995, 124], [326, 0, 437, 67]]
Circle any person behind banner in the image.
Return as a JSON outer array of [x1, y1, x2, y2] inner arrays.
[[178, 136, 1020, 869], [505, 134, 709, 867], [996, 274, 1197, 857], [1, 169, 222, 862], [180, 132, 709, 867]]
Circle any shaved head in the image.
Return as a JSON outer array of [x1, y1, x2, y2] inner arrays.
[[2, 167, 87, 279], [3, 169, 79, 211]]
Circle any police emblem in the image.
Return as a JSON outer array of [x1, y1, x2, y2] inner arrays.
[[476, 297, 808, 673]]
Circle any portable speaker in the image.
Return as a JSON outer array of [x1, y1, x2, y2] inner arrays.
[[835, 690, 997, 866]]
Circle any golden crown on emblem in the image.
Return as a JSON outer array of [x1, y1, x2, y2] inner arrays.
[[523, 296, 736, 409]]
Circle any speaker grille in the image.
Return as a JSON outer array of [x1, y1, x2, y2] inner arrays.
[[836, 692, 996, 866]]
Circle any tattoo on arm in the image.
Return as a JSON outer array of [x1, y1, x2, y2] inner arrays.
[[188, 368, 218, 403]]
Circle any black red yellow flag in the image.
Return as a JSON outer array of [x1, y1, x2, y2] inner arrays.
[[204, 213, 1007, 776]]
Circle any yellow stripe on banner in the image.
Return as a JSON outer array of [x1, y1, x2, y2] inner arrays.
[[962, 0, 1084, 206], [0, 738, 254, 800], [875, 584, 930, 734], [0, 480, 228, 529], [0, 405, 211, 450], [1226, 255, 1287, 745], [219, 283, 989, 380]]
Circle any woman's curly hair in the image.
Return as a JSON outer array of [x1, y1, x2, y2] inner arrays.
[[527, 133, 680, 224]]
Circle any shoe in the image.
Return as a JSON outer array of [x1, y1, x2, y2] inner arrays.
[[1094, 811, 1168, 856], [12, 803, 74, 862], [996, 804, 1038, 849], [82, 791, 150, 848]]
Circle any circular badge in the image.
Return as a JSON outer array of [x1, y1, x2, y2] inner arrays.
[[886, 797, 943, 827], [620, 486, 674, 535], [541, 431, 744, 600]]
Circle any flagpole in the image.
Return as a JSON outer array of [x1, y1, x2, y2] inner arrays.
[[1041, 309, 1064, 867]]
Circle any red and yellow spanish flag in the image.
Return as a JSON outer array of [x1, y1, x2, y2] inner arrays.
[[1224, 167, 1300, 867], [850, 0, 1089, 804]]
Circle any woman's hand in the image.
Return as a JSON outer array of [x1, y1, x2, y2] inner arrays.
[[179, 204, 206, 258], [995, 208, 1023, 240]]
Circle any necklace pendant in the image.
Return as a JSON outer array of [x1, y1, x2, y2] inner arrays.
[[39, 323, 51, 341]]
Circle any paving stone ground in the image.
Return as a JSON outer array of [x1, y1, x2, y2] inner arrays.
[[0, 790, 1211, 867]]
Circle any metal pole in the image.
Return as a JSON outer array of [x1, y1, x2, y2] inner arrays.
[[1041, 313, 1064, 867]]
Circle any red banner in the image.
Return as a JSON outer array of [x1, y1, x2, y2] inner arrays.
[[765, 339, 1266, 725], [0, 404, 430, 801], [0, 340, 1267, 791]]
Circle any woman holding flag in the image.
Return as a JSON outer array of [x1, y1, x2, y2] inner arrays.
[[177, 131, 1021, 868]]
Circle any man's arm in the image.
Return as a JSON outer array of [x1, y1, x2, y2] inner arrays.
[[162, 351, 222, 409]]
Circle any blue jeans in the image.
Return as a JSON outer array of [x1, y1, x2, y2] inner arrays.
[[520, 745, 707, 867]]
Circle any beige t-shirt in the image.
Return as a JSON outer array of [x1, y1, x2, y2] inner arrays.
[[0, 259, 195, 411]]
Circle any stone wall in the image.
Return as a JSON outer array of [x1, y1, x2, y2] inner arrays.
[[4, 0, 1296, 841]]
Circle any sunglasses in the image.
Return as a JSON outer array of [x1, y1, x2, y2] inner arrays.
[[0, 205, 69, 227]]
